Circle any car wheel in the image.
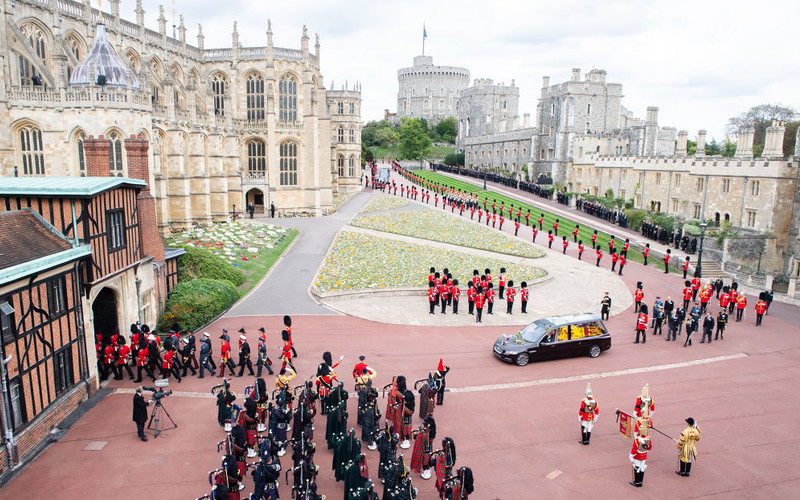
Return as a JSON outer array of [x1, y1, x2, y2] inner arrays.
[[515, 353, 529, 366], [589, 344, 601, 358]]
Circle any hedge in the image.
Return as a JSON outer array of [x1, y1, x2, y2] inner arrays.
[[157, 278, 240, 331], [176, 245, 245, 286]]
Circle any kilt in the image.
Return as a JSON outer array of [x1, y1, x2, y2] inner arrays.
[[410, 434, 430, 472], [419, 385, 436, 418]]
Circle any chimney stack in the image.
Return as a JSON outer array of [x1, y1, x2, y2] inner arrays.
[[735, 126, 755, 158], [83, 136, 111, 177], [676, 130, 688, 156], [763, 120, 785, 157], [125, 135, 165, 262], [571, 68, 581, 82], [696, 130, 707, 156], [542, 76, 550, 88]]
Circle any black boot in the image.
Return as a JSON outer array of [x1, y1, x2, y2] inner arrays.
[[677, 461, 686, 476], [630, 467, 638, 487], [685, 462, 692, 477], [586, 431, 591, 444], [580, 428, 586, 444], [637, 470, 644, 486]]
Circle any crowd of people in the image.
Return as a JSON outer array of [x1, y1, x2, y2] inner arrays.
[[426, 267, 530, 321]]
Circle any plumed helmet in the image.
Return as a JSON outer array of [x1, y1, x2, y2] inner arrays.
[[585, 382, 593, 399], [283, 315, 292, 328], [641, 383, 650, 398]]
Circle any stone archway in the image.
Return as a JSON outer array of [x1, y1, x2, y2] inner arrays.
[[92, 287, 119, 344], [246, 188, 265, 214]]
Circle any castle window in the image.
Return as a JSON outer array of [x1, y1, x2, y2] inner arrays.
[[675, 173, 681, 187], [247, 140, 266, 177], [337, 155, 345, 176], [348, 155, 356, 177], [721, 178, 731, 193], [338, 127, 344, 143], [246, 73, 265, 121], [279, 141, 297, 185], [749, 180, 760, 197], [19, 125, 45, 176], [108, 132, 123, 175], [279, 75, 297, 122], [349, 102, 355, 114], [47, 275, 67, 317], [696, 177, 704, 193], [18, 55, 39, 87], [746, 210, 757, 227], [338, 102, 344, 114], [349, 128, 355, 143], [211, 74, 227, 116], [77, 132, 86, 176], [106, 209, 126, 251], [21, 23, 47, 61]]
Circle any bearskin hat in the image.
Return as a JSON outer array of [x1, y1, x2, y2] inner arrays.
[[396, 375, 407, 394], [281, 330, 290, 342], [322, 351, 333, 366], [685, 280, 692, 287], [231, 425, 247, 446], [424, 416, 437, 439], [461, 467, 474, 494], [283, 315, 292, 328]]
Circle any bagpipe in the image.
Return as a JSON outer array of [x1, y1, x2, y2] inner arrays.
[[413, 378, 428, 391], [381, 382, 393, 399]]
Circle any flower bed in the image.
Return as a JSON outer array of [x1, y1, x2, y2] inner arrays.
[[360, 194, 409, 213], [315, 231, 546, 292], [352, 209, 544, 258]]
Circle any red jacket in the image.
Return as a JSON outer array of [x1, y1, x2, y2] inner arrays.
[[521, 289, 529, 301], [719, 294, 730, 308], [636, 313, 648, 331], [630, 435, 652, 461], [755, 300, 767, 314], [485, 288, 495, 303], [467, 288, 476, 302], [736, 296, 748, 309], [428, 288, 437, 302], [137, 349, 148, 367], [450, 285, 460, 301], [683, 287, 693, 301], [474, 293, 485, 308], [635, 289, 644, 303], [506, 288, 516, 302], [118, 345, 131, 365]]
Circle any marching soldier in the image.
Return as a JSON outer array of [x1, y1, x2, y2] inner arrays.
[[610, 250, 618, 272], [548, 230, 554, 249], [736, 294, 748, 322], [117, 337, 134, 380], [629, 423, 652, 487], [179, 337, 197, 377], [451, 279, 461, 314], [532, 225, 538, 243], [439, 276, 450, 314], [578, 240, 585, 260], [573, 225, 580, 243], [596, 246, 603, 267], [485, 282, 495, 315], [256, 329, 274, 376], [643, 243, 650, 266], [562, 236, 569, 254], [600, 292, 611, 321], [691, 276, 701, 301], [755, 294, 768, 326], [579, 383, 599, 445], [428, 282, 438, 315], [498, 268, 507, 298], [634, 282, 644, 313], [682, 280, 694, 310], [218, 332, 237, 377], [634, 384, 655, 419], [198, 334, 215, 378], [410, 417, 436, 479], [683, 256, 691, 279], [618, 253, 626, 276], [237, 334, 255, 376], [161, 347, 182, 382], [135, 343, 155, 383], [466, 282, 476, 315], [685, 315, 698, 347], [635, 304, 648, 344], [715, 308, 728, 340], [677, 417, 701, 477], [664, 248, 672, 273]]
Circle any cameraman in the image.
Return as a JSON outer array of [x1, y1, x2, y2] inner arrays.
[[133, 387, 149, 442]]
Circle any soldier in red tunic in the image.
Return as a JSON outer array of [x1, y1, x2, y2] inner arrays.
[[755, 294, 768, 326], [634, 283, 645, 313], [135, 345, 155, 383], [474, 286, 485, 323], [562, 236, 569, 254], [117, 337, 134, 380], [450, 280, 461, 314], [505, 281, 516, 314], [520, 282, 529, 313], [573, 225, 580, 242], [629, 422, 652, 487], [684, 256, 691, 279], [497, 268, 506, 299], [514, 219, 520, 236], [579, 383, 599, 445], [531, 226, 538, 243], [736, 294, 748, 322], [691, 276, 701, 301], [162, 348, 182, 382], [485, 283, 495, 315], [428, 282, 438, 315], [466, 282, 476, 315], [664, 248, 672, 273], [683, 281, 694, 310], [538, 214, 544, 230], [218, 333, 237, 377], [643, 243, 650, 265], [611, 251, 618, 272], [592, 230, 598, 247], [618, 254, 627, 276], [596, 246, 603, 267], [439, 277, 450, 314], [634, 384, 656, 418], [635, 304, 649, 344]]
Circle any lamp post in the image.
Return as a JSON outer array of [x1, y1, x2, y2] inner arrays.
[[695, 222, 708, 278], [483, 167, 487, 190]]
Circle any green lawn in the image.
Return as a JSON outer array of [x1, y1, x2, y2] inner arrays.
[[235, 229, 298, 294], [410, 170, 681, 272], [370, 144, 455, 161]]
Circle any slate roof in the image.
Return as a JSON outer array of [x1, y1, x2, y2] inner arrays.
[[0, 210, 73, 270]]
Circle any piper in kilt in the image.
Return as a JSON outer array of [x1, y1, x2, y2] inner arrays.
[[418, 373, 437, 419], [433, 437, 457, 496], [410, 417, 436, 480], [442, 467, 474, 500], [361, 386, 381, 450], [401, 389, 416, 449], [386, 376, 406, 440]]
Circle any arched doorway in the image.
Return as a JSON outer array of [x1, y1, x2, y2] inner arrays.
[[246, 188, 265, 214], [92, 288, 119, 344]]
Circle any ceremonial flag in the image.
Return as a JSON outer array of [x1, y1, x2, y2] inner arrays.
[[617, 410, 633, 438], [423, 25, 428, 39]]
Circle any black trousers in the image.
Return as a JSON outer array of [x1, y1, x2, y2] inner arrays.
[[181, 359, 197, 377], [701, 329, 712, 342], [429, 301, 436, 314], [468, 301, 474, 315], [667, 327, 677, 341], [635, 329, 646, 343], [507, 301, 514, 314], [715, 325, 725, 339], [440, 296, 448, 314], [488, 301, 493, 314], [135, 365, 155, 382], [521, 300, 527, 313], [475, 307, 483, 323], [198, 358, 215, 378], [238, 359, 255, 376], [756, 313, 763, 326], [498, 286, 505, 299], [256, 359, 274, 377], [136, 420, 146, 439], [601, 308, 609, 321], [452, 300, 459, 314], [120, 363, 135, 379]]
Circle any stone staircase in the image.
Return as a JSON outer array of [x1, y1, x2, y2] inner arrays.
[[695, 259, 728, 280]]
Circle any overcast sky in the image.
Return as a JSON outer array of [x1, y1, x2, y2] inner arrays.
[[123, 0, 798, 141]]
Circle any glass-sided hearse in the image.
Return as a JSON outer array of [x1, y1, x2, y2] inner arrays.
[[493, 313, 611, 366]]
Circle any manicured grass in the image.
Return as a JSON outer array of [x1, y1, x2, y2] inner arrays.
[[352, 209, 544, 258], [235, 229, 298, 294], [315, 230, 545, 292], [409, 170, 681, 272], [370, 144, 455, 161]]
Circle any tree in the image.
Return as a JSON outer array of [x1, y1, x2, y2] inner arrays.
[[443, 152, 464, 166], [721, 138, 736, 157], [373, 127, 399, 147], [705, 139, 722, 156], [725, 104, 799, 152], [361, 142, 373, 165], [398, 118, 432, 160], [434, 117, 458, 143], [686, 139, 697, 155], [361, 120, 393, 146]]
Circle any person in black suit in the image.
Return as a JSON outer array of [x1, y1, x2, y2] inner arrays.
[[133, 387, 149, 442]]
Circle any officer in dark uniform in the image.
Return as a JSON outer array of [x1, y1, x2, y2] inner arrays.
[[600, 292, 611, 321], [238, 334, 255, 376], [715, 309, 728, 340]]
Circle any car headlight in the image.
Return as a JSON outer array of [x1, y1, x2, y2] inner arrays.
[[504, 350, 519, 355]]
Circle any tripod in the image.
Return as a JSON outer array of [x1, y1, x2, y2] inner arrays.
[[147, 400, 177, 438]]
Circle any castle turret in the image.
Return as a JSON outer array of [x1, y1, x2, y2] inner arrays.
[[696, 129, 707, 156], [763, 121, 785, 157], [676, 130, 688, 156], [735, 126, 755, 158]]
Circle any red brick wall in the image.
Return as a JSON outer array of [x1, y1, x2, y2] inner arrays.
[[83, 137, 111, 177], [125, 136, 165, 263], [0, 377, 96, 478]]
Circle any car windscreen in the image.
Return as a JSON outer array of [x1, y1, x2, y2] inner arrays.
[[520, 319, 552, 342]]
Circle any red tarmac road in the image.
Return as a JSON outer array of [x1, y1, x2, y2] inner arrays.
[[2, 246, 799, 499]]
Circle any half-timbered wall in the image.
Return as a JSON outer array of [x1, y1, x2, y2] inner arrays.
[[0, 266, 87, 433]]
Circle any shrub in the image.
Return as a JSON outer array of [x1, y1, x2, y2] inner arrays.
[[623, 208, 649, 231], [683, 224, 701, 236], [175, 245, 245, 286], [158, 278, 240, 331], [443, 152, 465, 166]]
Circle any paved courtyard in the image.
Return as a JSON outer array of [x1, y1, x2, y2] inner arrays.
[[2, 187, 799, 500]]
